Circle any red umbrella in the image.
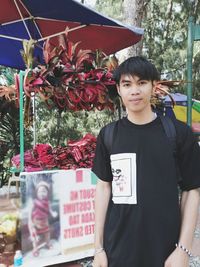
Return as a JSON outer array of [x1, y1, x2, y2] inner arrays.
[[0, 0, 143, 69]]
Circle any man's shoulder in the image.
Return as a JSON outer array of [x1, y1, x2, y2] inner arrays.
[[170, 118, 196, 145], [101, 119, 121, 132], [171, 118, 191, 134]]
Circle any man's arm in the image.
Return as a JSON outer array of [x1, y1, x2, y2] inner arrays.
[[93, 178, 111, 267], [178, 188, 200, 249], [28, 202, 38, 243], [165, 188, 200, 267]]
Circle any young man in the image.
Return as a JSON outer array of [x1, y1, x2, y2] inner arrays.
[[92, 56, 200, 267]]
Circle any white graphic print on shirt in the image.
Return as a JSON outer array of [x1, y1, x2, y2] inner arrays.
[[110, 153, 137, 204]]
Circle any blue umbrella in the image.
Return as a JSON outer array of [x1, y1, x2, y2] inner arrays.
[[0, 0, 143, 70]]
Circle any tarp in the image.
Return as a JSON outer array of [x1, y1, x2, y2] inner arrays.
[[164, 93, 200, 123], [164, 93, 200, 132], [173, 105, 200, 123]]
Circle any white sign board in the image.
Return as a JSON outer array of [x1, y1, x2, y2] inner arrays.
[[20, 169, 97, 267]]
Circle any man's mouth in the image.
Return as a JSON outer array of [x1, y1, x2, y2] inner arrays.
[[129, 98, 142, 104]]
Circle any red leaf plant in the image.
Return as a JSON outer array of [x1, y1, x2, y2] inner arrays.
[[11, 134, 97, 171], [23, 28, 117, 112]]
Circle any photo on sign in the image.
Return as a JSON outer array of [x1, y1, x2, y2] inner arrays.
[[20, 171, 60, 261]]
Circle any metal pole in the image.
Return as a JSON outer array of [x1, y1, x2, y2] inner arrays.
[[31, 92, 36, 146], [19, 71, 24, 172], [187, 16, 194, 126]]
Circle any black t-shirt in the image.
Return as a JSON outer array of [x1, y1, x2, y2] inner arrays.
[[92, 116, 200, 267]]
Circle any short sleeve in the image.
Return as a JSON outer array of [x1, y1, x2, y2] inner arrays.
[[177, 122, 200, 191], [92, 128, 113, 182]]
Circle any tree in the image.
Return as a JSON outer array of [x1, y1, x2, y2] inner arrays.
[[193, 42, 200, 99], [123, 0, 149, 56], [95, 0, 123, 21], [142, 0, 200, 98], [95, 0, 147, 56], [95, 0, 200, 99]]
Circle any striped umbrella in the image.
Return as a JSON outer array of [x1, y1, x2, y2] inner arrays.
[[164, 93, 200, 132]]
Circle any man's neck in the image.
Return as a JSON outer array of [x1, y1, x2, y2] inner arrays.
[[127, 110, 156, 125]]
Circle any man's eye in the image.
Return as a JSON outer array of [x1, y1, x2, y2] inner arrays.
[[123, 83, 130, 87], [138, 81, 147, 85]]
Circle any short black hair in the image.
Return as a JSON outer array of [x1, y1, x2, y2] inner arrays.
[[113, 56, 160, 85]]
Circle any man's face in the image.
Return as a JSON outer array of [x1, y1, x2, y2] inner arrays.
[[117, 74, 155, 114]]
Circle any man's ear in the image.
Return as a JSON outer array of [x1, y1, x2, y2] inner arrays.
[[152, 81, 158, 94]]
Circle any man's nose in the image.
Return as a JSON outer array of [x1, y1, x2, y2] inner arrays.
[[130, 85, 140, 94]]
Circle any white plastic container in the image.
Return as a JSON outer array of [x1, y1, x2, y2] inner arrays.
[[14, 250, 23, 267]]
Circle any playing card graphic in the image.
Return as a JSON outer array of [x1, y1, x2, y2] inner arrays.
[[110, 153, 137, 205]]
